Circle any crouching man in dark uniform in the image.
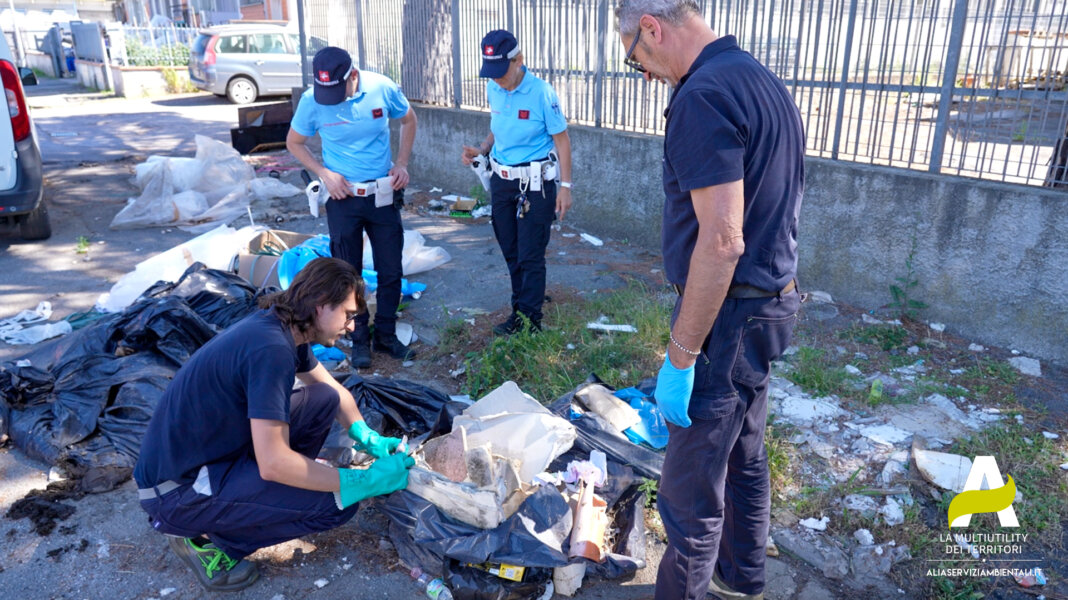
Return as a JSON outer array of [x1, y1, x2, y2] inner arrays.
[[134, 257, 414, 592], [288, 46, 418, 369], [615, 2, 805, 599]]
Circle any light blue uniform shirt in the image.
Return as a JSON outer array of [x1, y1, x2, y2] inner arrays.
[[488, 67, 567, 166], [290, 70, 410, 183]]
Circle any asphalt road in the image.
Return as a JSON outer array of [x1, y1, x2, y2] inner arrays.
[[0, 79, 661, 600]]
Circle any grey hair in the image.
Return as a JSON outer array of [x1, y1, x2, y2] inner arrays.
[[615, 0, 700, 35]]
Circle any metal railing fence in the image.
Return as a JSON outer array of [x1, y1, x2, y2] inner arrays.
[[297, 0, 1068, 188]]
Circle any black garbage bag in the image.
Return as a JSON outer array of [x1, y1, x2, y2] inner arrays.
[[0, 364, 54, 408], [380, 485, 572, 571], [105, 296, 217, 366], [443, 559, 552, 600], [346, 375, 466, 440], [550, 376, 664, 481], [0, 265, 259, 493], [142, 262, 259, 330]]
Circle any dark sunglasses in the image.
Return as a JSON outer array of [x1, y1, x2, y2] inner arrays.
[[624, 30, 646, 73]]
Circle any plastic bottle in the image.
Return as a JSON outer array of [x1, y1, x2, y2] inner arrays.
[[410, 567, 453, 600]]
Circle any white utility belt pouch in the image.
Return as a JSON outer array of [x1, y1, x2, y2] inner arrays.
[[491, 154, 558, 193], [347, 176, 395, 207]]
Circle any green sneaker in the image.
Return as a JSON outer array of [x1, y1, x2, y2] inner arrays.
[[167, 536, 259, 592], [709, 571, 764, 600]]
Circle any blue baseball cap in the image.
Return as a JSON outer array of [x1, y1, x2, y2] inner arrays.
[[479, 30, 520, 79], [312, 46, 353, 105]]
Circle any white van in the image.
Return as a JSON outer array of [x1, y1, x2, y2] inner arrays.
[[0, 33, 48, 240]]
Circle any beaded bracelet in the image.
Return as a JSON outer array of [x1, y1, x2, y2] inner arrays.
[[670, 334, 700, 357]]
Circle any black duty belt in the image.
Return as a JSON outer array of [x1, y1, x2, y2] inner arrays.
[[672, 279, 796, 299]]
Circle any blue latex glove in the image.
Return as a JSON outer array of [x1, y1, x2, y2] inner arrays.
[[654, 354, 695, 427], [347, 421, 401, 459], [336, 453, 415, 509]]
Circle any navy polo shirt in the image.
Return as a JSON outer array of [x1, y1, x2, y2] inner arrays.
[[487, 66, 568, 165], [134, 308, 318, 488], [661, 36, 805, 292], [290, 70, 410, 183]]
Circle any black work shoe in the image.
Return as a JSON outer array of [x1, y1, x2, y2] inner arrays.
[[167, 536, 259, 592], [709, 571, 764, 600], [493, 313, 540, 336], [351, 341, 372, 369], [372, 334, 416, 360]]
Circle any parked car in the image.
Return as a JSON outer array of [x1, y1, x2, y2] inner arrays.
[[0, 33, 49, 240], [188, 24, 326, 105]]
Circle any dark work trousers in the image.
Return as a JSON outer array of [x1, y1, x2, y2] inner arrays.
[[325, 188, 405, 343], [489, 173, 556, 323], [138, 383, 358, 561], [655, 290, 800, 600]]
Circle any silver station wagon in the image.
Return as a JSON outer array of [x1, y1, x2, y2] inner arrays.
[[188, 23, 325, 104]]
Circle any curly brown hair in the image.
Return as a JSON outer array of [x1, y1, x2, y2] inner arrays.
[[258, 257, 365, 336]]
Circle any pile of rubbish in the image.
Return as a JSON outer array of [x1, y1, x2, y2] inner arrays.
[[353, 375, 668, 598]]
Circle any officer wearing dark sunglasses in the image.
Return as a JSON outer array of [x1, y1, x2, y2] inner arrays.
[[615, 1, 805, 599]]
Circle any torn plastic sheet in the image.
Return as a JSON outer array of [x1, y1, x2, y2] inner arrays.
[[444, 559, 553, 600], [0, 265, 259, 492], [274, 235, 428, 297], [550, 376, 664, 481]]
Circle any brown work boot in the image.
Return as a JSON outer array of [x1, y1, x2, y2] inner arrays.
[[709, 571, 764, 600], [167, 536, 259, 592]]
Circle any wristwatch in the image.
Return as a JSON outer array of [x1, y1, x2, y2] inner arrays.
[[559, 181, 572, 189]]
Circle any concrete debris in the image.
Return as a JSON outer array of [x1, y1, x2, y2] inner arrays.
[[773, 529, 850, 579], [907, 345, 919, 355], [1009, 356, 1042, 377], [314, 578, 329, 588], [861, 313, 883, 325], [854, 529, 875, 546], [859, 424, 912, 446], [779, 396, 845, 425], [968, 343, 985, 352], [553, 562, 586, 596], [766, 536, 780, 557], [807, 290, 834, 303], [800, 516, 830, 531], [1041, 431, 1059, 439], [842, 495, 880, 515], [851, 543, 892, 579], [579, 233, 603, 246], [929, 322, 946, 332], [879, 458, 908, 486], [913, 448, 971, 492], [880, 498, 905, 526], [1060, 463, 1068, 471], [159, 588, 176, 597], [844, 364, 862, 376]]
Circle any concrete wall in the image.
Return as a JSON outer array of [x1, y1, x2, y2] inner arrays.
[[408, 104, 1068, 365], [24, 52, 56, 78], [111, 65, 191, 98], [73, 59, 110, 91]]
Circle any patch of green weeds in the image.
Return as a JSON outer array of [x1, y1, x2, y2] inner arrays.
[[461, 281, 671, 402], [843, 324, 909, 351], [469, 184, 488, 206], [930, 576, 986, 599], [74, 235, 90, 254], [766, 420, 798, 501], [784, 347, 860, 400], [963, 357, 1019, 387], [437, 318, 473, 355], [889, 234, 928, 320], [638, 478, 658, 509]]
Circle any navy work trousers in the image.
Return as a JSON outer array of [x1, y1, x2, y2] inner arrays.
[[655, 291, 800, 600], [325, 189, 404, 341], [138, 383, 358, 561], [489, 173, 556, 323]]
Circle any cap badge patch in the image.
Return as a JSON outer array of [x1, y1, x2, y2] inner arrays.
[[484, 45, 494, 55], [318, 70, 331, 82]]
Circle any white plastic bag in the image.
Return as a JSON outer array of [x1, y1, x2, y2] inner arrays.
[[1, 320, 72, 345]]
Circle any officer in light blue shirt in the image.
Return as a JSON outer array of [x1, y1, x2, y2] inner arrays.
[[460, 29, 573, 336], [288, 46, 418, 368]]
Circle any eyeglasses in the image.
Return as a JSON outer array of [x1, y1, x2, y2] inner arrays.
[[344, 311, 359, 325], [624, 30, 646, 73]]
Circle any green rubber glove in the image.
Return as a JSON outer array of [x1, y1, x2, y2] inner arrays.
[[336, 453, 415, 509], [347, 420, 401, 459]]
